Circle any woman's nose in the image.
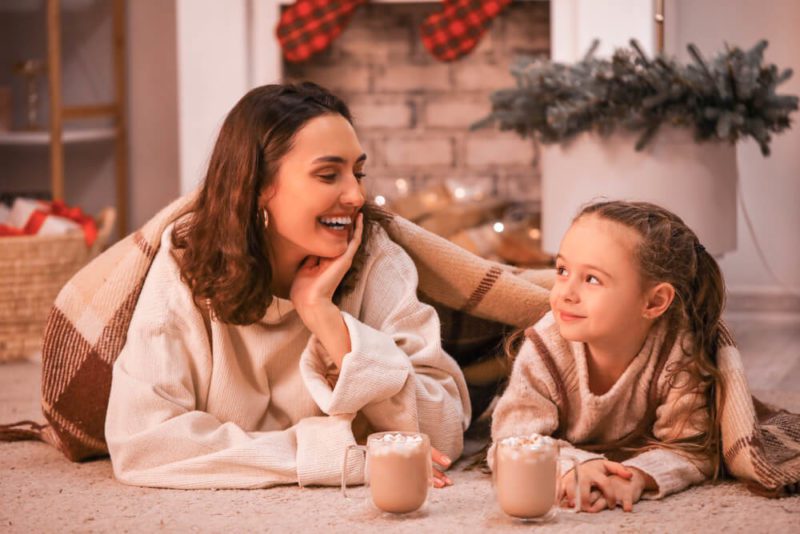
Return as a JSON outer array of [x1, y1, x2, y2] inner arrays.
[[341, 175, 365, 207]]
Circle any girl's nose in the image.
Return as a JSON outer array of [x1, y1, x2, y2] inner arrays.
[[560, 279, 579, 303]]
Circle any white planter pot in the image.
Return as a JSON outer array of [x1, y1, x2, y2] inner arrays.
[[540, 126, 738, 257]]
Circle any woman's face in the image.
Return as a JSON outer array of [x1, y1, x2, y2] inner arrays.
[[262, 113, 366, 260]]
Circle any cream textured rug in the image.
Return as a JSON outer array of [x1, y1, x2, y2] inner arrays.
[[2, 358, 799, 533]]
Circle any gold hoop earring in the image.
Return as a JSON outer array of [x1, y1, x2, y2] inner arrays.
[[262, 208, 269, 229]]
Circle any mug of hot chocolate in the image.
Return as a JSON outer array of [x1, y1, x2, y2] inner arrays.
[[492, 434, 581, 522], [341, 431, 432, 515]]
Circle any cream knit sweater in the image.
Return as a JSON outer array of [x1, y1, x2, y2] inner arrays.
[[105, 224, 471, 490], [491, 312, 711, 499]]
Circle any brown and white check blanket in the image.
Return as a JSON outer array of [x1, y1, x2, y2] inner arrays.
[[1, 193, 798, 497]]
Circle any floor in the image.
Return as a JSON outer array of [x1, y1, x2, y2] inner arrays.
[[1, 310, 799, 533]]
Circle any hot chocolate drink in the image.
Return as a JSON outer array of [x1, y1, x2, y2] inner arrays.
[[366, 433, 430, 514], [494, 435, 558, 519]]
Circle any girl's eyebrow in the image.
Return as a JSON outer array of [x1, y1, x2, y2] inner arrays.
[[312, 154, 367, 164], [556, 254, 614, 280]]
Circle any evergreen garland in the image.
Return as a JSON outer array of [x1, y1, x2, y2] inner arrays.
[[474, 40, 798, 155]]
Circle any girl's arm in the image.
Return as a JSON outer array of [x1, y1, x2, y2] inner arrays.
[[299, 234, 471, 462], [490, 337, 605, 469], [621, 377, 712, 499]]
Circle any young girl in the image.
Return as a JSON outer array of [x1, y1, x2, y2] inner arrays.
[[104, 82, 470, 489], [491, 200, 725, 512]]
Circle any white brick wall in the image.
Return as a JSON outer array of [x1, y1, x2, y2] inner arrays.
[[465, 134, 536, 167], [282, 2, 548, 204]]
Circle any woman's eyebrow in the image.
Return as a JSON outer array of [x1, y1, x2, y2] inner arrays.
[[312, 154, 367, 164]]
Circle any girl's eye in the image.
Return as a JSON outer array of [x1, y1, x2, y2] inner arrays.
[[586, 275, 601, 285], [355, 172, 366, 181], [556, 266, 568, 276]]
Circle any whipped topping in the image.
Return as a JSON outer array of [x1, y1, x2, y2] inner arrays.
[[371, 433, 425, 456], [499, 434, 554, 451]]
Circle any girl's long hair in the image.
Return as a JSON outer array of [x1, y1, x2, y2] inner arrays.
[[506, 200, 726, 477], [172, 82, 391, 325]]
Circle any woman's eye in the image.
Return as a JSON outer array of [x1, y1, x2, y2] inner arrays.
[[586, 275, 601, 285], [318, 173, 337, 182], [355, 172, 366, 181]]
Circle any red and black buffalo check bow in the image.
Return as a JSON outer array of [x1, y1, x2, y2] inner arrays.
[[277, 0, 513, 63], [420, 0, 512, 61], [276, 0, 367, 63]]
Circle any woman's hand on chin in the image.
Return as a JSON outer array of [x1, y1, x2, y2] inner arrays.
[[291, 213, 363, 318], [290, 213, 363, 367]]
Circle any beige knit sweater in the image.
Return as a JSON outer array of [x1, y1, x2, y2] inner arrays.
[[104, 224, 471, 490], [491, 312, 711, 499]]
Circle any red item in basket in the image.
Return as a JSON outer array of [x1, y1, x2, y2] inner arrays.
[[1, 199, 98, 246]]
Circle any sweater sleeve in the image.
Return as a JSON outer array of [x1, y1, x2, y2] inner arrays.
[[490, 338, 604, 471], [299, 235, 471, 462], [622, 371, 712, 499], [105, 249, 362, 490]]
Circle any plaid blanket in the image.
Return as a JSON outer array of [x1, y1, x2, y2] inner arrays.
[[1, 192, 798, 497]]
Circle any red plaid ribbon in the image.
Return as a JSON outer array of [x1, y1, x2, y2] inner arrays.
[[421, 0, 512, 62], [276, 0, 367, 63]]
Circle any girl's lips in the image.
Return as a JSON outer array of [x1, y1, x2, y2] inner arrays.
[[558, 311, 585, 322]]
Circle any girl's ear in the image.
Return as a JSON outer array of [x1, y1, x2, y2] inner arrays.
[[643, 282, 675, 320]]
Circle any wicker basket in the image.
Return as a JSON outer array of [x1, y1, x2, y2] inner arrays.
[[0, 207, 115, 362]]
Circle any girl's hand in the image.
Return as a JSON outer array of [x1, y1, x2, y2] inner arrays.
[[431, 446, 453, 488], [290, 213, 364, 324], [610, 467, 658, 512], [560, 459, 633, 512], [607, 468, 650, 512]]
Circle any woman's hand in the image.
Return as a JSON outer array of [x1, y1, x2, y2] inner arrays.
[[431, 446, 453, 488], [560, 459, 633, 512], [290, 214, 363, 367], [291, 213, 364, 318]]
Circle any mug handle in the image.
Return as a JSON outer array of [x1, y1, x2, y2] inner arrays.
[[558, 454, 582, 513], [341, 444, 367, 499]]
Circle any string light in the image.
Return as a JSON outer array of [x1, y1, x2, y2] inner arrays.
[[374, 195, 386, 206], [395, 178, 409, 195], [454, 187, 466, 200], [493, 222, 505, 233]]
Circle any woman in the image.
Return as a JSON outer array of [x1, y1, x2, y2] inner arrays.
[[105, 82, 471, 489]]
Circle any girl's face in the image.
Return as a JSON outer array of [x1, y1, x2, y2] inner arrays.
[[549, 214, 651, 346], [262, 113, 366, 260]]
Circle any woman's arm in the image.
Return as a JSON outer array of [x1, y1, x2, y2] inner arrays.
[[105, 242, 361, 490], [298, 233, 471, 462]]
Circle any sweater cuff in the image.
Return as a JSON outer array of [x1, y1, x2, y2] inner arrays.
[[295, 414, 363, 487], [557, 442, 605, 476], [300, 312, 412, 416], [622, 449, 706, 499]]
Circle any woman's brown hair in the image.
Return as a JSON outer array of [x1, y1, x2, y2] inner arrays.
[[172, 82, 390, 325]]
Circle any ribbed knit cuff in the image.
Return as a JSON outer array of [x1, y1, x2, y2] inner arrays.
[[557, 442, 605, 476], [295, 414, 363, 487], [623, 449, 706, 499], [300, 312, 412, 415]]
